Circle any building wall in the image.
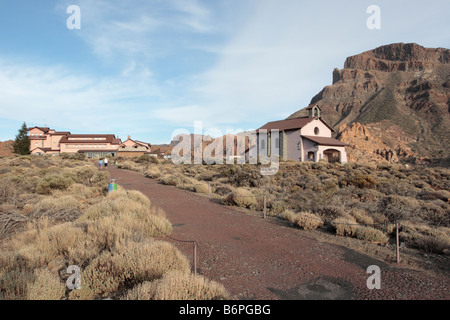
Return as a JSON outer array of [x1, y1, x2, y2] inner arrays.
[[60, 142, 119, 154], [302, 138, 318, 161], [317, 145, 348, 163], [285, 129, 302, 161], [117, 151, 147, 158], [121, 139, 137, 147], [300, 119, 332, 138], [29, 128, 47, 150], [49, 135, 64, 151]]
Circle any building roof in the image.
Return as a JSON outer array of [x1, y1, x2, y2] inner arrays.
[[52, 131, 71, 135], [30, 147, 53, 152], [28, 126, 50, 133], [302, 135, 349, 147], [257, 116, 335, 133], [120, 137, 151, 149], [77, 149, 119, 153], [257, 117, 314, 132], [59, 134, 120, 144], [305, 104, 321, 110], [135, 140, 151, 147]]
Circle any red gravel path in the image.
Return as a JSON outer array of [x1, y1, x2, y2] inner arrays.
[[108, 167, 449, 300]]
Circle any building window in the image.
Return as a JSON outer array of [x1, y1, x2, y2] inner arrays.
[[308, 152, 315, 161], [314, 127, 320, 135]]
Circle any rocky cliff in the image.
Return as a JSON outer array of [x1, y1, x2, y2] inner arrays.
[[0, 140, 14, 157], [289, 43, 450, 164]]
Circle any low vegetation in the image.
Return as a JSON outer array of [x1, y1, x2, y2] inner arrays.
[[118, 157, 450, 255], [0, 155, 228, 300]]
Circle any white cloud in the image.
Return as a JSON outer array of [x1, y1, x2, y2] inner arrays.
[[0, 58, 159, 134]]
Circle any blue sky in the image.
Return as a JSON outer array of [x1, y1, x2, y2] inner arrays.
[[0, 0, 449, 144]]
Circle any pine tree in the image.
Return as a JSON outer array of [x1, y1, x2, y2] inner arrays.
[[12, 122, 31, 155]]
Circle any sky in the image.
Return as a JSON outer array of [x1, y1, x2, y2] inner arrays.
[[0, 0, 449, 144]]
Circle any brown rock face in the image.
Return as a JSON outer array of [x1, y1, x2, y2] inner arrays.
[[0, 140, 14, 157], [336, 122, 414, 163], [289, 43, 450, 163]]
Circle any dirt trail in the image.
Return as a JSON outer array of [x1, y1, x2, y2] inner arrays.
[[108, 166, 449, 300]]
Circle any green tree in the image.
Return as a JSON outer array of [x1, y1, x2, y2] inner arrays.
[[12, 122, 31, 155]]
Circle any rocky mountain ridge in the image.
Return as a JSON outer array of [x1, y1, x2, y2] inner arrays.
[[288, 43, 450, 164]]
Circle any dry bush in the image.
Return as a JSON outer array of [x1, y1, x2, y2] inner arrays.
[[399, 221, 450, 254], [26, 269, 66, 300], [350, 208, 374, 225], [341, 171, 378, 189], [90, 171, 111, 187], [67, 183, 100, 200], [135, 154, 160, 165], [36, 173, 75, 195], [332, 217, 358, 237], [123, 271, 229, 300], [293, 211, 324, 230], [109, 189, 151, 208], [78, 189, 172, 247], [378, 195, 420, 222], [159, 174, 184, 186], [279, 209, 297, 223], [193, 182, 210, 194], [145, 166, 161, 179], [0, 205, 30, 240], [223, 187, 257, 209], [73, 241, 190, 299], [414, 235, 450, 254], [0, 175, 23, 205], [0, 269, 35, 300], [30, 195, 82, 222], [213, 184, 234, 196], [355, 226, 389, 243], [14, 222, 88, 269], [117, 160, 141, 172], [269, 200, 287, 214]]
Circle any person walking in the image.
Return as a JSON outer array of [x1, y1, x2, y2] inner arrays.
[[99, 158, 103, 170], [104, 157, 108, 169]]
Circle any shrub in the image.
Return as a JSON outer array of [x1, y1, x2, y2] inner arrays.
[[135, 154, 160, 164], [60, 153, 86, 160], [193, 183, 210, 194], [223, 188, 257, 209], [279, 209, 297, 224], [79, 190, 172, 245], [269, 200, 287, 214], [332, 217, 358, 237], [36, 174, 75, 195], [355, 226, 389, 243], [74, 241, 191, 299], [30, 195, 81, 222], [76, 165, 97, 185], [349, 208, 374, 225], [213, 185, 234, 196], [90, 171, 110, 187], [342, 171, 378, 189], [0, 269, 35, 299], [159, 174, 184, 186], [27, 269, 66, 300], [123, 271, 230, 300], [378, 195, 419, 222], [413, 235, 450, 255], [0, 176, 22, 204], [145, 167, 161, 179], [293, 211, 324, 230]]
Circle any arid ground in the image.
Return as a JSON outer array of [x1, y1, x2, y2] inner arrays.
[[108, 166, 450, 300]]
